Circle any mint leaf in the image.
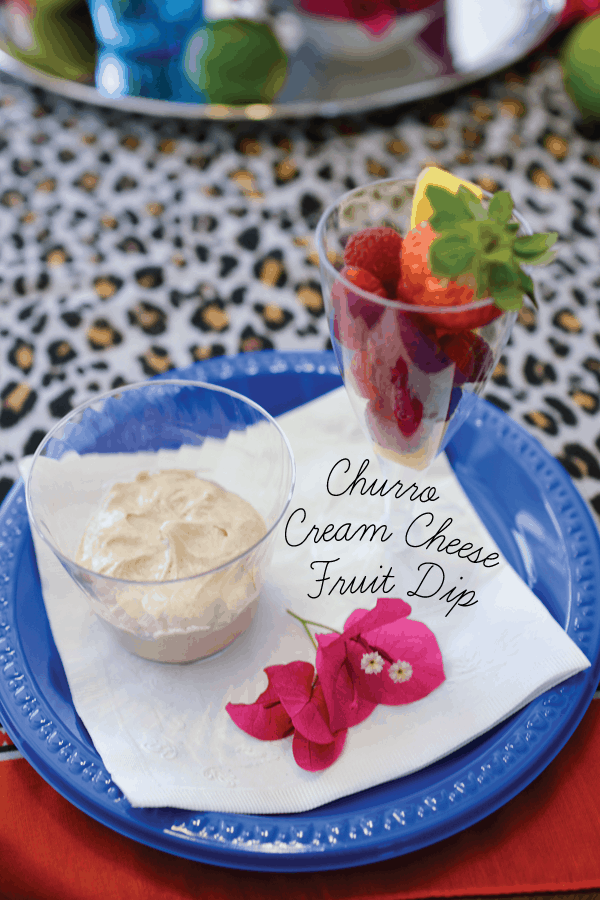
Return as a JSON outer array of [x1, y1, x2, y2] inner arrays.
[[513, 233, 557, 258], [473, 264, 490, 300], [488, 191, 513, 223], [452, 219, 481, 244], [489, 264, 522, 310], [493, 287, 524, 311], [429, 233, 476, 278], [477, 222, 506, 255], [489, 262, 519, 293], [421, 183, 555, 314], [518, 269, 537, 308], [457, 186, 486, 221], [482, 247, 512, 265], [526, 249, 556, 267], [430, 210, 470, 231], [425, 185, 473, 227]]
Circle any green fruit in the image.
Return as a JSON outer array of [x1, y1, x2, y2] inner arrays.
[[561, 15, 600, 122], [184, 20, 287, 106], [5, 0, 96, 83]]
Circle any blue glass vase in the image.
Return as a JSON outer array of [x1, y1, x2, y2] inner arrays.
[[87, 0, 207, 101]]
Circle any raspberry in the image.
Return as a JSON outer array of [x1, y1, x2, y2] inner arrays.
[[439, 332, 493, 385], [397, 312, 452, 374], [344, 227, 402, 296], [330, 267, 386, 350], [438, 332, 476, 377], [341, 266, 387, 329], [341, 265, 387, 300]]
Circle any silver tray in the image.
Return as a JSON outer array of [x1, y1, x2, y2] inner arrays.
[[0, 0, 565, 120]]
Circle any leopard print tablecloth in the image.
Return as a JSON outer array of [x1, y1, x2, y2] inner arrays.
[[0, 39, 599, 521]]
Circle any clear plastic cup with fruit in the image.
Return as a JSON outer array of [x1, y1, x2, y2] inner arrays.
[[316, 169, 557, 471]]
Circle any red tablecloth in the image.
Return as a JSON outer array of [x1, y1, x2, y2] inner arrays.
[[1, 701, 600, 900]]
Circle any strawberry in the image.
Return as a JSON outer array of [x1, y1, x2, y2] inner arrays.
[[344, 226, 402, 297], [399, 223, 502, 332], [350, 349, 374, 401], [399, 184, 557, 330]]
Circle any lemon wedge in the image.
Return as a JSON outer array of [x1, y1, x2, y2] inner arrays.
[[410, 166, 483, 230]]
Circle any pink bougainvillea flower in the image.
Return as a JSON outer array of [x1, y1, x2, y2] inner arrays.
[[360, 650, 385, 674], [343, 594, 413, 636], [227, 598, 444, 773], [293, 726, 347, 771], [346, 597, 445, 705], [268, 660, 337, 746], [227, 660, 348, 772], [316, 596, 445, 710], [278, 671, 348, 771], [316, 631, 378, 732], [226, 670, 294, 741]]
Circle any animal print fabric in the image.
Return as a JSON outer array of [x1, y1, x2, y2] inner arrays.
[[0, 37, 600, 523]]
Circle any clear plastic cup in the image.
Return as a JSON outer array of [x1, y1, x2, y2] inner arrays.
[[26, 380, 295, 663], [315, 177, 533, 470]]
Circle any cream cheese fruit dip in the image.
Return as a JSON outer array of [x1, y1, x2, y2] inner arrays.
[[76, 469, 267, 663]]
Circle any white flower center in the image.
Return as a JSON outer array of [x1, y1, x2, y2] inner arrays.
[[361, 651, 384, 674], [389, 660, 413, 683]]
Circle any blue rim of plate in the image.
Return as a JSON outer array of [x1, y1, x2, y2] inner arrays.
[[0, 350, 599, 873]]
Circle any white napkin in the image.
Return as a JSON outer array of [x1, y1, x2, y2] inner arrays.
[[20, 387, 590, 815]]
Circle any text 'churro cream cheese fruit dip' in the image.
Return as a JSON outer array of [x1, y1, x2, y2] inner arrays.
[[76, 469, 267, 662]]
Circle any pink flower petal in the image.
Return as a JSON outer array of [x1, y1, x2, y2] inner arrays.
[[292, 729, 347, 772], [268, 662, 335, 744], [344, 597, 412, 638], [293, 681, 337, 745], [225, 672, 294, 741], [348, 618, 445, 705], [316, 632, 377, 732], [266, 661, 314, 717]]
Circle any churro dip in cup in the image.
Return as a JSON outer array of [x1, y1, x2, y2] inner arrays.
[[26, 380, 295, 663]]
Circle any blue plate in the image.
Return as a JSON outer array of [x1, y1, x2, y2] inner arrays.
[[1, 350, 599, 872]]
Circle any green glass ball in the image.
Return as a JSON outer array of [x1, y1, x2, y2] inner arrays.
[[5, 0, 96, 82], [184, 19, 287, 106], [561, 15, 600, 122]]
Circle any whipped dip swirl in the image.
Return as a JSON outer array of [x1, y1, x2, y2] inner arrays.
[[76, 469, 267, 628], [77, 469, 266, 581]]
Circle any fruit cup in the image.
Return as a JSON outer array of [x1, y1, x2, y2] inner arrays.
[[315, 175, 546, 472]]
